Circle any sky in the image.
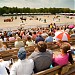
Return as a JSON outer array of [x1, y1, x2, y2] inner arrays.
[[0, 0, 75, 10]]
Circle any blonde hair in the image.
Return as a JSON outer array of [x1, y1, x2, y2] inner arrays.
[[16, 37, 21, 41]]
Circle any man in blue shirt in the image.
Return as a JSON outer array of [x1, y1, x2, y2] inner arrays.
[[45, 32, 53, 42], [35, 35, 44, 43]]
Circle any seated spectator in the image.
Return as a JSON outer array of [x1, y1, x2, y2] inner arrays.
[[7, 31, 12, 37], [0, 62, 8, 75], [4, 36, 7, 42], [22, 32, 27, 40], [53, 43, 74, 66], [0, 58, 13, 75], [9, 34, 15, 41], [0, 38, 3, 42], [56, 40, 71, 47], [0, 40, 7, 51], [45, 32, 53, 42], [10, 47, 34, 75], [28, 41, 53, 73], [14, 37, 24, 48], [55, 40, 63, 47], [41, 30, 48, 39], [35, 35, 44, 44], [70, 30, 75, 38], [1, 35, 4, 41], [26, 36, 35, 46], [20, 30, 24, 39], [15, 34, 19, 38], [32, 32, 37, 41]]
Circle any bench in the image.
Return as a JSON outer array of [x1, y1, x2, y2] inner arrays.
[[25, 46, 35, 57], [3, 39, 27, 48], [33, 66, 61, 75], [3, 41, 15, 48], [68, 38, 75, 45], [33, 62, 75, 75], [46, 42, 59, 50], [0, 46, 35, 61], [25, 46, 35, 52], [0, 48, 19, 61]]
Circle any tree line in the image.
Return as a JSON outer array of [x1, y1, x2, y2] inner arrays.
[[0, 6, 75, 15]]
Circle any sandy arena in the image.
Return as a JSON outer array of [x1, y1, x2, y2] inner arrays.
[[0, 15, 75, 31]]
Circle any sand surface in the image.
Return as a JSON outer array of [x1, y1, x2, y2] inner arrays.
[[0, 15, 75, 31]]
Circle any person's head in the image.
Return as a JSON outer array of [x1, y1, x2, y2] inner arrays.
[[60, 43, 70, 54], [16, 34, 19, 37], [37, 41, 47, 52], [16, 37, 21, 41], [48, 32, 51, 36], [33, 32, 36, 35], [10, 34, 12, 37], [58, 40, 62, 43], [56, 27, 60, 31], [18, 47, 26, 60], [73, 30, 75, 33], [27, 36, 31, 41], [29, 32, 32, 36], [1, 35, 4, 41]]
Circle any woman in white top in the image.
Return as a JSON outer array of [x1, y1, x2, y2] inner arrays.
[[14, 37, 24, 48], [26, 36, 35, 46]]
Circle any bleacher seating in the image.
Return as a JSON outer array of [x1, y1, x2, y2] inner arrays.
[[68, 38, 75, 45], [0, 39, 75, 74], [0, 46, 35, 61], [46, 42, 59, 50], [3, 39, 26, 48], [3, 41, 15, 48], [0, 48, 19, 60]]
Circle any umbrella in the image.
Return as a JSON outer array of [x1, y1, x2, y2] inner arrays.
[[68, 24, 74, 29], [54, 30, 64, 42], [56, 31, 70, 41]]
